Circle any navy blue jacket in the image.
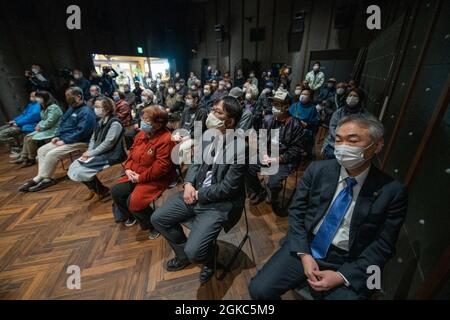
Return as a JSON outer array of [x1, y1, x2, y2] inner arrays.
[[56, 104, 96, 144]]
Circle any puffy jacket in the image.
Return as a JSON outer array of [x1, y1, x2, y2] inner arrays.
[[14, 101, 41, 133]]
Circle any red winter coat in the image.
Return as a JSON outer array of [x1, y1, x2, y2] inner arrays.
[[118, 129, 176, 212]]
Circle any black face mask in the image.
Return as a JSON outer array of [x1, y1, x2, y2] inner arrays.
[[66, 96, 77, 106]]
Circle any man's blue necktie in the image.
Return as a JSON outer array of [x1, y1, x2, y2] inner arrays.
[[311, 177, 357, 259]]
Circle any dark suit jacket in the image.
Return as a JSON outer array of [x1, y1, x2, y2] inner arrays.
[[184, 137, 247, 232], [287, 159, 408, 294]]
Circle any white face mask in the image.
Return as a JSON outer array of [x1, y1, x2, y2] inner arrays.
[[31, 68, 39, 74], [206, 113, 225, 129], [245, 93, 252, 100], [295, 90, 302, 96], [334, 143, 374, 170], [300, 95, 309, 103], [346, 96, 359, 107], [337, 88, 345, 95], [272, 106, 282, 116], [313, 66, 320, 72], [142, 96, 149, 103], [74, 74, 81, 80], [204, 90, 211, 96], [185, 99, 194, 107], [94, 108, 104, 118], [168, 88, 175, 95]]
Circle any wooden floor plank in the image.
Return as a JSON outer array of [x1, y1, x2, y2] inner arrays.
[[0, 144, 311, 300]]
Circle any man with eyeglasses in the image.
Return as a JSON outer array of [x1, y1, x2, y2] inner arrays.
[[152, 96, 247, 284]]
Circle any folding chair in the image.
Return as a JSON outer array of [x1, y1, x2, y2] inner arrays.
[[60, 150, 83, 171], [279, 158, 311, 209], [183, 206, 255, 280]]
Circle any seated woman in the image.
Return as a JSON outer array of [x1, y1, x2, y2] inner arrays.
[[112, 90, 133, 128], [1, 91, 41, 152], [111, 105, 176, 240], [288, 88, 320, 159], [68, 97, 126, 201], [11, 91, 63, 167]]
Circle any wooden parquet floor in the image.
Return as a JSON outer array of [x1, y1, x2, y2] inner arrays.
[[0, 147, 306, 300]]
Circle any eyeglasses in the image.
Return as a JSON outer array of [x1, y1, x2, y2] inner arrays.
[[211, 107, 228, 118]]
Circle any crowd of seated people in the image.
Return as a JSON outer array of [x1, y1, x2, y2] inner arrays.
[[0, 61, 407, 298]]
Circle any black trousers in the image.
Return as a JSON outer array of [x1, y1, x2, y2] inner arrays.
[[111, 181, 155, 231], [151, 191, 227, 266], [82, 176, 107, 195], [248, 237, 368, 300], [246, 163, 296, 203]]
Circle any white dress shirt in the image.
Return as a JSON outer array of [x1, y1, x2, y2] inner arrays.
[[297, 165, 371, 286], [312, 165, 370, 251]]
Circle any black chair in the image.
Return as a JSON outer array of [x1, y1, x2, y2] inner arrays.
[[182, 205, 255, 280]]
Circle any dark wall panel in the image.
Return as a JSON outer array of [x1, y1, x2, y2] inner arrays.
[[402, 100, 450, 298], [359, 15, 405, 115], [359, 0, 450, 298], [187, 0, 402, 89], [384, 0, 450, 180]]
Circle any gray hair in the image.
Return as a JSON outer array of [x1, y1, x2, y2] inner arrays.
[[66, 86, 84, 100], [142, 89, 154, 97], [90, 84, 101, 93], [336, 113, 384, 141]]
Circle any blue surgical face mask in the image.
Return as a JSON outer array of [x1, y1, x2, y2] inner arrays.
[[140, 120, 153, 133], [113, 95, 120, 102]]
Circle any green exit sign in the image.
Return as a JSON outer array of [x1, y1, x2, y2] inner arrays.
[[137, 47, 143, 54]]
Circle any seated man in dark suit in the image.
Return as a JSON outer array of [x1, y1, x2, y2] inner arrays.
[[151, 96, 246, 284], [249, 113, 408, 300]]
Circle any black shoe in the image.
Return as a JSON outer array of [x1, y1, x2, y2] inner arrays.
[[124, 216, 137, 227], [166, 256, 191, 272], [199, 265, 215, 284], [18, 180, 38, 192], [20, 159, 36, 168], [148, 229, 161, 240], [249, 190, 267, 206], [28, 179, 57, 192]]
